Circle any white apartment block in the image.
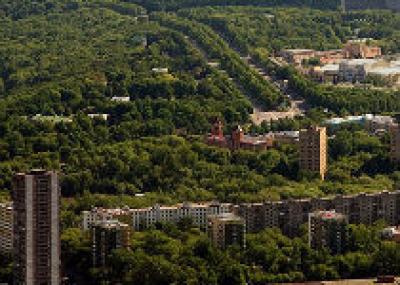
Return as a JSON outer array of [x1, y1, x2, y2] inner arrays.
[[82, 206, 132, 231], [132, 202, 232, 230], [0, 202, 13, 254], [82, 202, 233, 231]]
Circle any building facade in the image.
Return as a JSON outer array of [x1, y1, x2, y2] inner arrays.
[[83, 202, 233, 232], [92, 220, 130, 268], [82, 207, 132, 231], [381, 226, 400, 242], [132, 202, 232, 230], [0, 202, 13, 254], [207, 213, 246, 249], [207, 120, 298, 151], [207, 119, 228, 148], [343, 40, 382, 59], [235, 190, 400, 237], [299, 126, 327, 180], [390, 124, 400, 163], [13, 170, 60, 285], [207, 121, 273, 151], [308, 210, 348, 254]]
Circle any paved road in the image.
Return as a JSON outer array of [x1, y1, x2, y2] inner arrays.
[[184, 35, 269, 114], [185, 30, 307, 125], [224, 32, 307, 124], [242, 55, 307, 124]]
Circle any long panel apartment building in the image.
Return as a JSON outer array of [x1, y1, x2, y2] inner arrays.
[[83, 202, 233, 231], [83, 191, 400, 238], [131, 202, 232, 230], [236, 190, 400, 236]]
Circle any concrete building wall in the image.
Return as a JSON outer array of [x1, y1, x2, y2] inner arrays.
[[308, 211, 348, 254], [237, 190, 400, 237], [390, 124, 400, 163], [87, 203, 233, 231], [207, 213, 246, 249], [299, 126, 327, 180], [0, 203, 13, 254], [13, 170, 60, 285]]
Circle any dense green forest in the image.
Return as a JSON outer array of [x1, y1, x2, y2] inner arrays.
[[2, 0, 400, 283], [179, 6, 400, 113], [129, 0, 340, 11], [179, 6, 400, 53], [2, 220, 399, 284], [58, 222, 400, 284]]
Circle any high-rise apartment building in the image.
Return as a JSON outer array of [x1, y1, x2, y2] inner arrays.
[[13, 170, 60, 285], [390, 124, 400, 163], [299, 126, 327, 180], [92, 220, 130, 268], [207, 213, 246, 249], [0, 202, 13, 254], [308, 210, 348, 254]]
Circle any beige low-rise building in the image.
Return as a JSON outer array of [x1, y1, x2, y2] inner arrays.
[[343, 39, 382, 59], [280, 49, 316, 66], [312, 64, 340, 83], [338, 58, 388, 82], [368, 66, 400, 86]]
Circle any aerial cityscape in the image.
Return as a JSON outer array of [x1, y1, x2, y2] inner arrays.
[[2, 0, 400, 284]]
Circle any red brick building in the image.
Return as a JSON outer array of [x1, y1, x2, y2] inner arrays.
[[207, 120, 273, 151]]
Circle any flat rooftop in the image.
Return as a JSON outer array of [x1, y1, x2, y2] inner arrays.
[[283, 49, 314, 54], [369, 66, 400, 76], [341, 58, 379, 66]]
